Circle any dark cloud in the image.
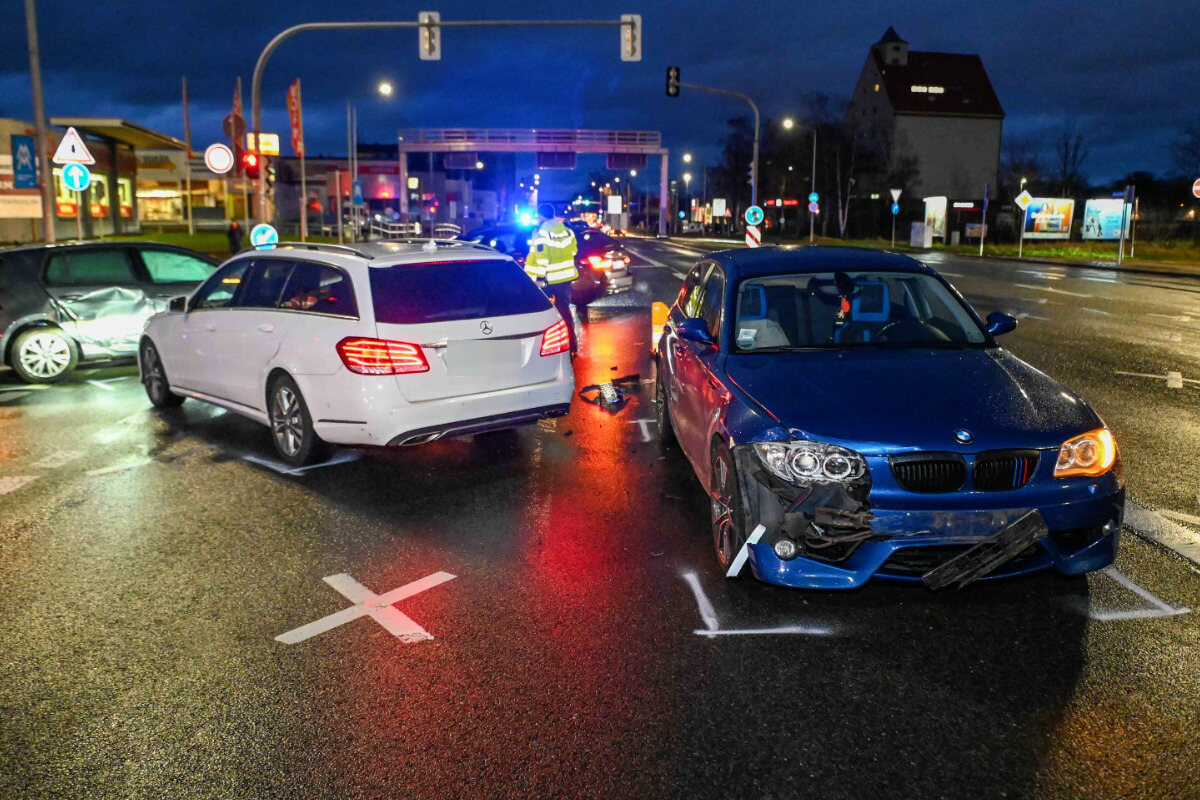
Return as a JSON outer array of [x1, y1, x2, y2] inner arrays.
[[3, 0, 1196, 198]]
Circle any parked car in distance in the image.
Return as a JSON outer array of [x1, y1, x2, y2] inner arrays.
[[459, 223, 632, 310], [0, 241, 217, 383], [140, 241, 574, 466], [655, 246, 1123, 589]]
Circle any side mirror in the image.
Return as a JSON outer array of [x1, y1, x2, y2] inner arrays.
[[986, 311, 1017, 337], [676, 317, 715, 346], [169, 296, 188, 313]]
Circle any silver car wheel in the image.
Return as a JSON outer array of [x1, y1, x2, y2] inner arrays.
[[271, 385, 305, 458], [141, 343, 164, 400], [19, 332, 72, 379]]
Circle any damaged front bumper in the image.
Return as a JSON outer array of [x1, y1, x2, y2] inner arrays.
[[732, 446, 1124, 590]]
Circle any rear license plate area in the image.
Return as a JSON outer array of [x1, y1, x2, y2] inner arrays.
[[444, 339, 523, 376]]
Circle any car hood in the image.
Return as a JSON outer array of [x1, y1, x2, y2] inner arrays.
[[724, 347, 1100, 453]]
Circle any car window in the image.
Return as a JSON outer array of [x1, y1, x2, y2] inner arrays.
[[44, 248, 137, 286], [279, 261, 358, 317], [140, 249, 216, 284], [239, 259, 296, 308], [733, 270, 987, 351], [370, 259, 550, 324], [191, 261, 251, 310], [680, 264, 709, 316], [697, 267, 725, 344]]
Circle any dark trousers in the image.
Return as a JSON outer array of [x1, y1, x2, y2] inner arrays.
[[544, 282, 577, 354]]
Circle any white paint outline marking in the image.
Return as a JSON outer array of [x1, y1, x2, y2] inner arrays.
[[86, 380, 116, 392], [628, 418, 655, 442], [725, 524, 766, 578], [0, 384, 47, 393], [1114, 370, 1196, 389], [31, 450, 83, 470], [1013, 282, 1092, 298], [1088, 567, 1191, 622], [242, 449, 361, 476], [0, 391, 31, 404], [275, 571, 456, 645], [86, 458, 153, 476], [682, 569, 834, 638], [0, 475, 39, 495], [1124, 501, 1200, 565]]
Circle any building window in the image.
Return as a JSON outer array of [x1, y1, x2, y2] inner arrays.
[[873, 83, 880, 92]]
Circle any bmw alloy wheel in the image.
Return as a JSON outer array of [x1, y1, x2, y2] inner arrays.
[[711, 449, 742, 569]]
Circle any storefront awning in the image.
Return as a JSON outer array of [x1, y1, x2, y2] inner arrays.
[[48, 118, 187, 150]]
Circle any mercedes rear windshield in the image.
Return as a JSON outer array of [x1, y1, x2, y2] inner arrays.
[[369, 259, 551, 325]]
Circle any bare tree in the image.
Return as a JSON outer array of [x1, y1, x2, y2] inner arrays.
[[1054, 128, 1089, 196], [1173, 120, 1200, 177]]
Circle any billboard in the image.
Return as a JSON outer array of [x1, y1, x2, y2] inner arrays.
[[1081, 198, 1131, 240], [923, 196, 947, 238], [1023, 197, 1075, 239]]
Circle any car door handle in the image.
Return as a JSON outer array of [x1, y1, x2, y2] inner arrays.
[[257, 323, 275, 333]]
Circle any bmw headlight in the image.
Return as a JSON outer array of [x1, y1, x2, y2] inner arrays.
[[752, 441, 867, 484], [1054, 428, 1116, 478]]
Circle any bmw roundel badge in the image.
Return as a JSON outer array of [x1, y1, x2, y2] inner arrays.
[[954, 429, 973, 444]]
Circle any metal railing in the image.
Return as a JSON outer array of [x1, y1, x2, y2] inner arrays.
[[368, 220, 422, 239], [397, 128, 662, 148]]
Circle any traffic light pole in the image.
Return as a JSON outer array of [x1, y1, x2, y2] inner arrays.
[[675, 82, 760, 208], [250, 17, 641, 224]]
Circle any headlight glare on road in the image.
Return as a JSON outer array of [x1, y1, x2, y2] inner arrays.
[[1054, 428, 1116, 478], [753, 441, 867, 485]]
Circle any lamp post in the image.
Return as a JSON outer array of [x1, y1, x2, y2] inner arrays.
[[782, 116, 817, 242], [346, 80, 393, 241], [1018, 176, 1027, 259]]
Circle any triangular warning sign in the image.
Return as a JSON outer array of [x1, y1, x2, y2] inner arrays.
[[52, 127, 95, 165]]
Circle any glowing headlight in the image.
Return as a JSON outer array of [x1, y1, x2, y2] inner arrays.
[[753, 441, 867, 484], [1054, 428, 1116, 478]]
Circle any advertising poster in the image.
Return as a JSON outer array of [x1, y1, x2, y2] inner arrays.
[[1023, 198, 1075, 239], [1081, 198, 1130, 240], [923, 196, 947, 238]]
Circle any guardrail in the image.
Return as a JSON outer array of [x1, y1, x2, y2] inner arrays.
[[397, 128, 662, 147]]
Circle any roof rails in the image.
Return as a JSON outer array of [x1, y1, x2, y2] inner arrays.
[[378, 238, 499, 252], [274, 242, 376, 260]]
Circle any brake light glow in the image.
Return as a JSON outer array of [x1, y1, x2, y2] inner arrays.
[[336, 337, 429, 375], [540, 319, 571, 356], [586, 255, 607, 271]]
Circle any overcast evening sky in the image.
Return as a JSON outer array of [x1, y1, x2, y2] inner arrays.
[[2, 0, 1197, 197]]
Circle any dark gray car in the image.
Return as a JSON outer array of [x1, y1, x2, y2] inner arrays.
[[0, 242, 217, 383]]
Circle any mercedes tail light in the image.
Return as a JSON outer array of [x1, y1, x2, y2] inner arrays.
[[337, 337, 429, 375], [540, 319, 571, 356]]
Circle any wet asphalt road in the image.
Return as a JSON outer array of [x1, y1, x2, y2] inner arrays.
[[1, 239, 1198, 799]]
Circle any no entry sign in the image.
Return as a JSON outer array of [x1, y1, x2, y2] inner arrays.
[[1193, 178, 1200, 199]]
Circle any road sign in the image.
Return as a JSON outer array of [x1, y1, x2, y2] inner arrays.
[[891, 202, 900, 216], [808, 201, 820, 214], [1015, 190, 1033, 210], [52, 127, 94, 165], [712, 197, 727, 217], [1192, 178, 1200, 199], [352, 181, 364, 205], [808, 192, 819, 203], [203, 143, 234, 174], [745, 224, 761, 248], [61, 163, 91, 193], [245, 132, 280, 156], [223, 113, 246, 141], [10, 135, 37, 188], [249, 223, 278, 250], [890, 188, 902, 203], [744, 205, 764, 226]]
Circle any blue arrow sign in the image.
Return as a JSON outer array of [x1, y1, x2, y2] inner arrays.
[[891, 202, 900, 215], [743, 205, 764, 226], [62, 163, 91, 193], [249, 223, 279, 250], [352, 181, 364, 206], [808, 192, 819, 203]]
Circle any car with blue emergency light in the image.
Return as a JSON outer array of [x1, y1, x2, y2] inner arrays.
[[654, 246, 1123, 589]]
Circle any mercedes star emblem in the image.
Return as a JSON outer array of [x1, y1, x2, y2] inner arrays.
[[480, 320, 493, 336]]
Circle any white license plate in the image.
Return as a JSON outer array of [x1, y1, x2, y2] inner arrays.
[[445, 339, 523, 376]]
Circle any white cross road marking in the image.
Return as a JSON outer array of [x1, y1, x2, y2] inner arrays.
[[1167, 371, 1184, 389], [86, 458, 153, 476], [242, 450, 360, 476], [725, 524, 766, 578], [275, 571, 456, 645], [1114, 370, 1196, 389], [31, 450, 83, 470], [1014, 312, 1048, 321], [1148, 313, 1192, 323], [1124, 500, 1200, 566], [628, 418, 655, 442], [0, 384, 46, 393], [86, 380, 117, 392], [682, 569, 835, 637], [0, 392, 31, 404], [1087, 568, 1191, 622], [0, 475, 38, 495]]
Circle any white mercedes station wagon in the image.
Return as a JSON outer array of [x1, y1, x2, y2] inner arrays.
[[139, 241, 575, 465]]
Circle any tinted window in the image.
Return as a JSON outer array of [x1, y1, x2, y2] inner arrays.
[[279, 261, 357, 317], [370, 259, 550, 324], [680, 264, 708, 316], [141, 249, 215, 283], [44, 249, 137, 286], [191, 261, 251, 310], [239, 259, 295, 308]]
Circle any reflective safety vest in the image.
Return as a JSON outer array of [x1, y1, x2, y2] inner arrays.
[[524, 220, 579, 285]]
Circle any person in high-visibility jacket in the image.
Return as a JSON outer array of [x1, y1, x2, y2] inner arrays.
[[525, 203, 580, 354]]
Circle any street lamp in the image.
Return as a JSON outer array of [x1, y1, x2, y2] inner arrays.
[[345, 80, 395, 242], [682, 152, 693, 164], [782, 116, 817, 242], [378, 81, 394, 97], [782, 116, 795, 130], [475, 160, 484, 170]]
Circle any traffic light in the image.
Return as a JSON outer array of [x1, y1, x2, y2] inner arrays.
[[265, 158, 276, 190], [418, 11, 441, 60], [620, 14, 642, 62], [666, 66, 680, 98], [747, 162, 756, 187], [242, 151, 260, 180]]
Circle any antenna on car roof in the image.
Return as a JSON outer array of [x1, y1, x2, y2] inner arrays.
[[422, 239, 438, 253]]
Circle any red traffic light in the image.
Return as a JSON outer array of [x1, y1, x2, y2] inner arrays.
[[242, 152, 260, 179]]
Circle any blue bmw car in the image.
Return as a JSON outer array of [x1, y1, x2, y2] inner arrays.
[[654, 246, 1123, 589]]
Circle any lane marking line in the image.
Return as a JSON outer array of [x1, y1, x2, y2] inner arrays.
[[726, 524, 766, 578], [275, 571, 456, 645], [0, 391, 31, 404], [86, 458, 153, 476], [86, 380, 117, 392], [626, 247, 671, 268], [628, 418, 655, 442], [682, 570, 835, 638], [1088, 567, 1191, 622], [0, 475, 38, 495], [242, 449, 361, 476], [1013, 282, 1092, 298], [682, 571, 719, 632], [0, 385, 47, 393], [31, 450, 83, 470], [1115, 370, 1191, 389]]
